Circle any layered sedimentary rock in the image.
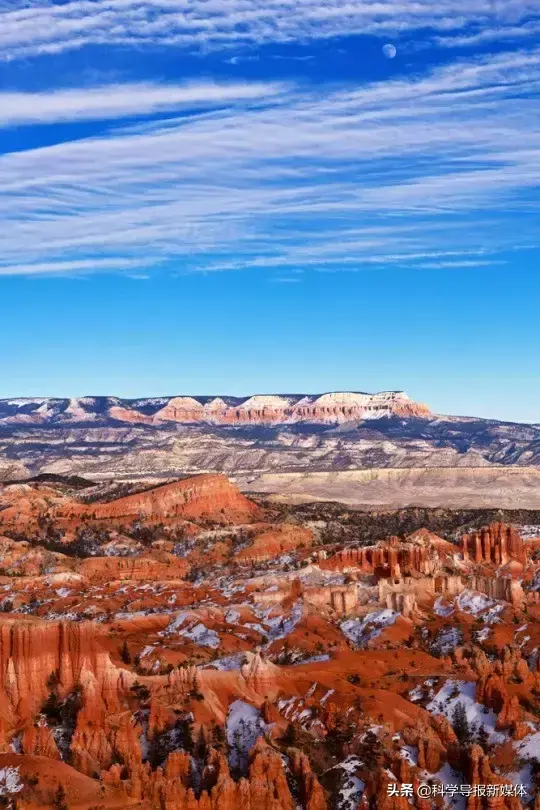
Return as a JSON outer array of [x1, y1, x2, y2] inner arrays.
[[320, 535, 446, 579], [469, 575, 526, 607], [0, 474, 262, 533], [303, 584, 359, 615], [0, 619, 131, 722], [78, 552, 190, 582], [236, 524, 313, 564], [1, 391, 431, 428], [377, 572, 525, 608], [463, 744, 525, 810], [0, 471, 536, 810], [383, 589, 417, 618], [82, 474, 262, 524], [461, 523, 526, 565]]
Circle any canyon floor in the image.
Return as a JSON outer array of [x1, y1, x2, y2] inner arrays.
[[0, 473, 537, 809]]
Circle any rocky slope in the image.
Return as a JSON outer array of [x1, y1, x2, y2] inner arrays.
[[0, 475, 537, 808]]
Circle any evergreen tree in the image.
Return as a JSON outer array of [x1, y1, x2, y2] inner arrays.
[[174, 715, 194, 753], [452, 702, 471, 745], [211, 722, 226, 753], [358, 730, 383, 770], [231, 727, 244, 776], [119, 641, 131, 664], [130, 681, 150, 703], [148, 728, 172, 769], [53, 785, 69, 810], [475, 724, 490, 752], [282, 723, 297, 746], [194, 728, 208, 761], [41, 690, 63, 725]]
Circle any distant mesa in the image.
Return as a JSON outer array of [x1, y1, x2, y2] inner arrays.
[[0, 390, 432, 427]]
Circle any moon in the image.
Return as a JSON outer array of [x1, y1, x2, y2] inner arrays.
[[382, 43, 397, 59]]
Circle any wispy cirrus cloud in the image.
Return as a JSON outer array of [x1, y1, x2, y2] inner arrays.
[[0, 258, 154, 276], [0, 0, 539, 62], [412, 258, 509, 269], [0, 48, 539, 276], [0, 81, 283, 127]]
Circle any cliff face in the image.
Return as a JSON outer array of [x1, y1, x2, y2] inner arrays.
[[319, 531, 453, 579], [0, 619, 126, 723], [5, 401, 540, 499], [462, 523, 526, 565], [153, 391, 430, 426], [1, 390, 431, 428]]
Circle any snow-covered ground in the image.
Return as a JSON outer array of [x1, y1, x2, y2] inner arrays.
[[341, 609, 398, 647], [427, 680, 504, 744], [435, 590, 503, 625], [473, 627, 491, 643], [334, 756, 365, 810], [201, 653, 246, 671], [517, 524, 540, 540], [455, 590, 503, 623], [505, 730, 540, 801], [400, 746, 418, 766], [434, 597, 454, 617], [163, 613, 220, 648], [430, 627, 463, 656], [420, 762, 467, 810], [251, 599, 304, 645], [0, 767, 23, 797], [408, 678, 436, 703], [291, 653, 330, 666], [226, 701, 267, 770]]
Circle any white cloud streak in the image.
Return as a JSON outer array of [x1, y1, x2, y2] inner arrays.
[[0, 0, 539, 61], [0, 81, 283, 126], [0, 258, 155, 276], [0, 48, 539, 276]]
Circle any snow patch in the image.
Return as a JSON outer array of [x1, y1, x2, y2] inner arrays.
[[341, 609, 398, 647], [408, 678, 436, 703], [430, 626, 463, 656], [202, 653, 246, 671], [427, 680, 503, 744], [455, 590, 503, 623], [434, 597, 454, 617], [226, 701, 267, 770], [335, 756, 365, 810], [253, 599, 304, 644], [164, 613, 220, 648], [0, 767, 23, 796], [420, 762, 466, 810]]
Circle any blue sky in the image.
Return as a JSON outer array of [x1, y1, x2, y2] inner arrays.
[[1, 1, 539, 422]]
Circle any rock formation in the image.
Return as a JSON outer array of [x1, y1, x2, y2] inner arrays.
[[320, 531, 453, 579], [236, 524, 313, 564], [462, 523, 526, 565], [81, 474, 262, 524], [2, 391, 431, 428], [0, 476, 535, 810]]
